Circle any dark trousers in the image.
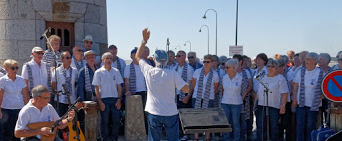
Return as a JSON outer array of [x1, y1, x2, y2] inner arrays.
[[101, 98, 121, 141], [279, 102, 292, 141], [0, 108, 21, 141], [177, 94, 192, 108], [296, 106, 318, 141], [256, 106, 280, 141]]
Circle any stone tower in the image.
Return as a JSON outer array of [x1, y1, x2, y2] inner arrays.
[[0, 0, 108, 72]]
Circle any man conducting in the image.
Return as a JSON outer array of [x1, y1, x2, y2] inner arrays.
[[136, 28, 189, 141]]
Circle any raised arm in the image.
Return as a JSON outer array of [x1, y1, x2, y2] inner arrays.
[[135, 28, 150, 62]]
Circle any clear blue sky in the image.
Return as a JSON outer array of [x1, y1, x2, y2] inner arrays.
[[107, 0, 342, 60]]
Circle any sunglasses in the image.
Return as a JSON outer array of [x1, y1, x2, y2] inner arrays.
[[176, 55, 184, 58], [338, 59, 342, 61], [11, 66, 19, 70], [267, 65, 276, 68], [221, 63, 225, 65], [225, 66, 232, 69], [188, 56, 195, 59], [85, 41, 93, 44], [63, 57, 72, 60], [76, 49, 83, 52], [203, 61, 211, 64], [35, 52, 44, 55], [38, 96, 50, 100]]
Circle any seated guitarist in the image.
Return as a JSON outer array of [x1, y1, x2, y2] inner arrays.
[[14, 85, 75, 141]]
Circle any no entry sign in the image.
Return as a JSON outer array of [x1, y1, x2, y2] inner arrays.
[[322, 70, 342, 102]]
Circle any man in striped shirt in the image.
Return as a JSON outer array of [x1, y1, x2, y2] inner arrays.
[[42, 35, 62, 68]]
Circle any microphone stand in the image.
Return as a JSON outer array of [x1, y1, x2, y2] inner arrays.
[[256, 75, 272, 141], [41, 27, 60, 112]]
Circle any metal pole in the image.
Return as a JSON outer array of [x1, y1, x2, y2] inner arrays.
[[199, 25, 209, 54], [203, 9, 217, 55], [215, 10, 217, 55], [235, 0, 239, 46], [184, 41, 192, 52]]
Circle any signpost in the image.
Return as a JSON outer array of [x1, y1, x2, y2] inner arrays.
[[322, 70, 342, 102], [229, 45, 243, 56]]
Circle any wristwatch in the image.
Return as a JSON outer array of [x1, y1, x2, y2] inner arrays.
[[141, 39, 146, 44]]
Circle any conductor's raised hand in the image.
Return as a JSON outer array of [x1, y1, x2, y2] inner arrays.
[[142, 28, 150, 42]]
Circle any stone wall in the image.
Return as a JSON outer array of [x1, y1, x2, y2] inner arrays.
[[0, 0, 107, 73]]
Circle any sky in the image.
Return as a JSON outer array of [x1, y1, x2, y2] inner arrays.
[[107, 0, 342, 60]]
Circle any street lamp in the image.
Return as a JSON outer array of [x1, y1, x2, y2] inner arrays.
[[199, 25, 209, 54], [175, 45, 181, 51], [184, 41, 191, 52], [235, 0, 239, 46], [203, 9, 217, 55]]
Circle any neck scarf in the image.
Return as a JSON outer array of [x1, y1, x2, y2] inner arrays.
[[129, 63, 137, 94], [194, 68, 213, 109], [213, 68, 222, 108], [240, 69, 250, 120], [25, 62, 52, 92], [74, 58, 84, 70], [85, 64, 98, 101], [175, 63, 188, 101], [299, 68, 324, 111]]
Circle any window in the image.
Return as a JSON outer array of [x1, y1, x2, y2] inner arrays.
[[45, 22, 74, 54]]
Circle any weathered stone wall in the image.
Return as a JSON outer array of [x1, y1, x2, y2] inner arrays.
[[0, 0, 107, 73]]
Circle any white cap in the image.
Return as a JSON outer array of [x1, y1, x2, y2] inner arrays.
[[82, 35, 93, 42]]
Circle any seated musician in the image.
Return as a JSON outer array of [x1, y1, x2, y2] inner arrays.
[[14, 85, 75, 141]]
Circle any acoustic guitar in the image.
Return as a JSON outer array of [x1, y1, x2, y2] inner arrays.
[[64, 84, 85, 141], [27, 121, 57, 141]]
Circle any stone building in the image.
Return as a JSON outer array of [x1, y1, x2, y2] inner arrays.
[[0, 0, 108, 73]]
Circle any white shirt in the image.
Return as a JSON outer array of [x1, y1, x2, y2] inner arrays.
[[0, 75, 27, 109], [92, 66, 123, 98], [257, 74, 288, 109], [221, 73, 242, 105], [192, 68, 219, 100], [139, 59, 186, 116], [285, 71, 295, 102], [252, 66, 268, 93], [124, 64, 147, 92], [71, 58, 87, 70], [101, 57, 126, 77], [173, 63, 194, 95], [52, 66, 79, 104], [15, 99, 59, 139], [238, 70, 252, 79], [21, 60, 51, 91], [332, 64, 342, 70], [214, 68, 226, 79], [293, 67, 322, 107]]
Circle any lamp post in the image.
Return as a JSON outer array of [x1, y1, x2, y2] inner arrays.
[[235, 0, 239, 46], [203, 9, 217, 55], [175, 45, 181, 51], [199, 25, 209, 54], [184, 41, 191, 52]]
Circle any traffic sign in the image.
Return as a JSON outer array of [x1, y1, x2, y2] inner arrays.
[[322, 70, 342, 102]]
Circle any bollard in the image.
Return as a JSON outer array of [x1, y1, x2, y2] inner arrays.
[[83, 101, 98, 141], [125, 95, 147, 140]]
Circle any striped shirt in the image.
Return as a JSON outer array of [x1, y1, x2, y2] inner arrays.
[[42, 50, 62, 67]]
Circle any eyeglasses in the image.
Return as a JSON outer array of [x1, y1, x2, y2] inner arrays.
[[221, 63, 225, 65], [35, 52, 44, 55], [63, 57, 72, 60], [188, 56, 195, 59], [85, 41, 93, 44], [338, 59, 342, 61], [76, 49, 83, 52], [225, 66, 232, 69], [11, 66, 19, 70], [176, 55, 184, 58], [267, 65, 276, 68], [38, 96, 50, 100], [104, 57, 112, 60], [203, 61, 211, 64]]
